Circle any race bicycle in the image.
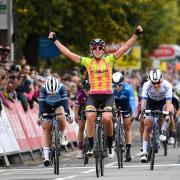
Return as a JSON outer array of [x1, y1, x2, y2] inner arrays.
[[42, 112, 67, 175]]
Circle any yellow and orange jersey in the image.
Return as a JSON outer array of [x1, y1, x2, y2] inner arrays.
[[80, 55, 116, 94]]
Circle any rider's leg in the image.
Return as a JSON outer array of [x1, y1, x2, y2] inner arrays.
[[86, 107, 96, 155], [56, 107, 68, 145], [77, 120, 85, 158], [42, 120, 52, 165], [140, 118, 144, 150], [142, 117, 153, 154], [140, 117, 153, 162], [123, 117, 132, 161], [103, 110, 114, 158]]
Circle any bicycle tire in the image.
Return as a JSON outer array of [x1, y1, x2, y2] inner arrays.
[[177, 121, 180, 148], [83, 137, 89, 166], [150, 125, 157, 170], [94, 124, 102, 177], [116, 122, 123, 168], [101, 133, 106, 176], [54, 125, 60, 175], [162, 140, 168, 156]]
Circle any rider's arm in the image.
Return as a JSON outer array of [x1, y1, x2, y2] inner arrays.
[[165, 82, 173, 112], [48, 32, 81, 63], [59, 85, 70, 114], [128, 85, 136, 113], [113, 25, 143, 59], [141, 82, 148, 111], [38, 87, 46, 115]]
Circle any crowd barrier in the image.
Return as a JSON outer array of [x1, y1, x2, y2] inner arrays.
[[0, 100, 77, 166]]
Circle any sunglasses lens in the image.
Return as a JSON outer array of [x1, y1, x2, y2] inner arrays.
[[92, 46, 103, 50]]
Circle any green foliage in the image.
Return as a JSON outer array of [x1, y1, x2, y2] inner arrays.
[[13, 0, 180, 70]]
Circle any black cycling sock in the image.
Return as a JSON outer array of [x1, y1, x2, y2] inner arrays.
[[107, 136, 113, 148], [169, 130, 176, 138], [126, 144, 131, 150], [88, 137, 94, 147]]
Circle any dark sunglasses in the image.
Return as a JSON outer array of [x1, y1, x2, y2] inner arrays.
[[92, 46, 104, 51], [113, 83, 122, 88], [152, 82, 161, 86]]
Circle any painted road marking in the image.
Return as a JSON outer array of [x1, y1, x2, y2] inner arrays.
[[55, 175, 77, 180], [6, 162, 180, 172], [2, 172, 13, 176], [81, 169, 95, 174]]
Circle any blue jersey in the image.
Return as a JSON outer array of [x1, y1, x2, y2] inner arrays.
[[38, 83, 69, 114], [113, 82, 135, 113]]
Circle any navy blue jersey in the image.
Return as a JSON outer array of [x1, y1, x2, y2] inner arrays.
[[38, 83, 69, 114], [113, 82, 135, 113]]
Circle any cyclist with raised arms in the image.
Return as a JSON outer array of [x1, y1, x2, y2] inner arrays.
[[112, 72, 135, 162], [140, 69, 173, 163], [48, 25, 143, 158], [39, 76, 69, 166]]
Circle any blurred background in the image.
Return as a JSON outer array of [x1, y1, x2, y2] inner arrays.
[[0, 0, 180, 112]]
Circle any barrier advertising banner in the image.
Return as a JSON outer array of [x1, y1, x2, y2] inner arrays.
[[0, 138, 5, 155], [0, 108, 20, 154], [5, 106, 31, 152], [14, 102, 41, 150]]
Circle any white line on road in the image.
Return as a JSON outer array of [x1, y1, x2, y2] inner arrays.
[[7, 162, 180, 172], [2, 172, 13, 176], [0, 169, 8, 173], [81, 169, 95, 174], [55, 175, 77, 180]]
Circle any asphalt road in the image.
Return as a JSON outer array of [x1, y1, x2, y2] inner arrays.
[[1, 121, 180, 180]]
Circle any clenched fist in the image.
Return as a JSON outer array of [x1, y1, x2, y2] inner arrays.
[[135, 25, 143, 36], [48, 32, 57, 42]]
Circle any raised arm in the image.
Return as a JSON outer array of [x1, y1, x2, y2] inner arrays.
[[114, 25, 143, 59], [48, 32, 81, 63]]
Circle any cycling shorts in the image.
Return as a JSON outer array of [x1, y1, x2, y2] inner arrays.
[[145, 98, 166, 119], [86, 94, 114, 110]]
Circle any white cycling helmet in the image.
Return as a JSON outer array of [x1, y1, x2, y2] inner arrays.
[[45, 76, 59, 94], [112, 72, 124, 84], [175, 83, 180, 96], [149, 69, 163, 83]]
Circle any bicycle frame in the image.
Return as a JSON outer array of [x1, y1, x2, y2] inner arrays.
[[149, 114, 160, 149]]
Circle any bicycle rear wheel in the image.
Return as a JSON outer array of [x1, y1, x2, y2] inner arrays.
[[150, 126, 157, 170], [83, 137, 89, 166], [94, 125, 103, 177], [116, 122, 124, 168], [177, 120, 180, 147], [162, 140, 168, 156], [53, 125, 60, 175]]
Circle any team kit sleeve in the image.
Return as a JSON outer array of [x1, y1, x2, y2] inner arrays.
[[59, 85, 70, 114], [80, 57, 91, 67], [166, 82, 173, 100], [128, 85, 136, 113], [105, 54, 116, 65], [141, 82, 148, 100], [38, 87, 46, 115]]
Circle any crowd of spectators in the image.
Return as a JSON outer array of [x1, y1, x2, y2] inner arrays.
[[0, 45, 180, 117]]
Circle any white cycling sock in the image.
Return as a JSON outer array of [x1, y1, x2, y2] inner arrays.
[[161, 121, 169, 132], [142, 141, 148, 154], [60, 130, 65, 137], [43, 147, 50, 159]]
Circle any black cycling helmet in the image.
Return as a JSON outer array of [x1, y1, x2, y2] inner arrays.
[[82, 79, 90, 91], [89, 39, 105, 49]]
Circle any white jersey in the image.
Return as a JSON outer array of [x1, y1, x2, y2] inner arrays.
[[142, 80, 172, 101]]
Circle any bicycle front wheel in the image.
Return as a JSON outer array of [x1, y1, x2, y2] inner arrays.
[[94, 124, 103, 177], [53, 125, 60, 175], [116, 122, 124, 168], [150, 126, 158, 170]]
